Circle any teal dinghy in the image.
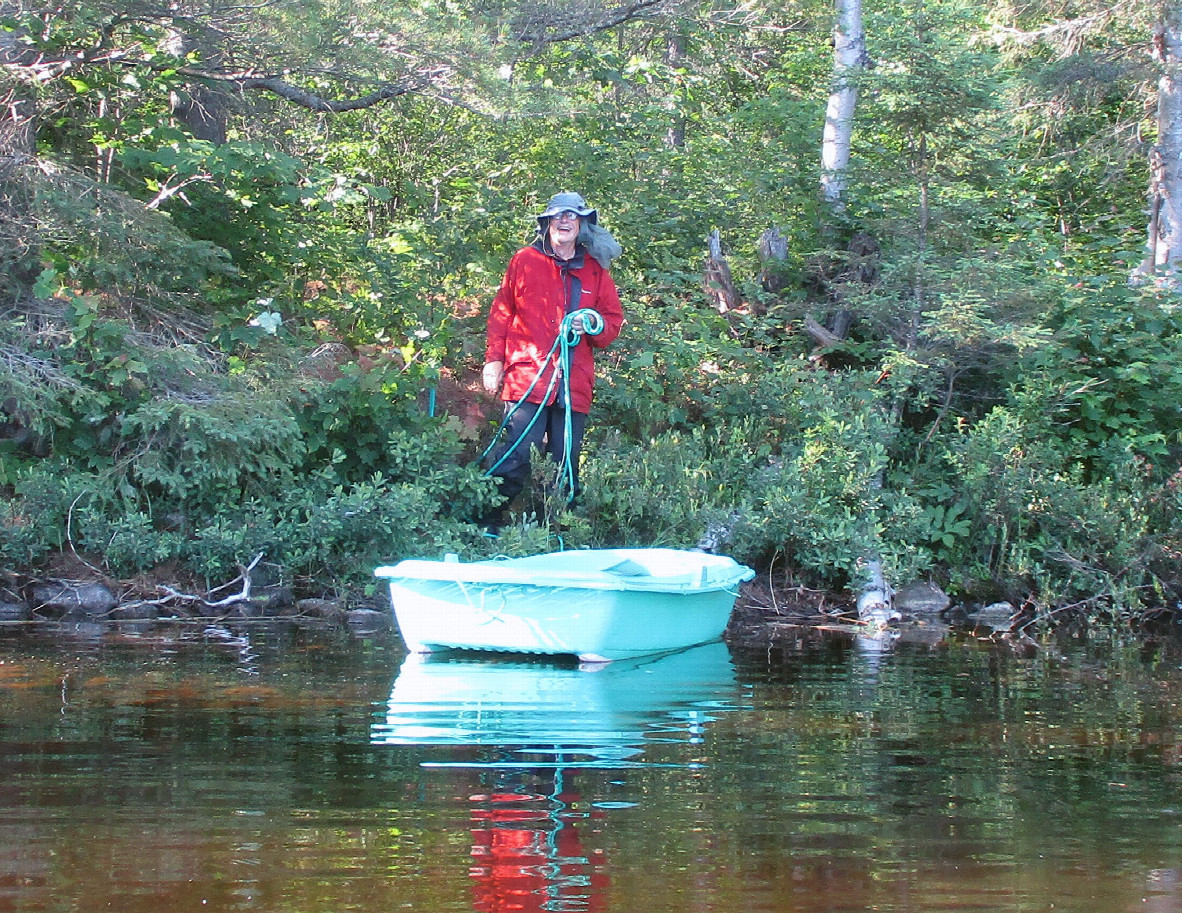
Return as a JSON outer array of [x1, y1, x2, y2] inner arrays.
[[373, 548, 755, 663]]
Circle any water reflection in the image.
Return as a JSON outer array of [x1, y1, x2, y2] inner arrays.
[[5, 624, 1182, 913], [373, 643, 739, 911], [371, 641, 740, 767], [469, 769, 609, 913]]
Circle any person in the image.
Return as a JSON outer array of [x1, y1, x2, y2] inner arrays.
[[480, 191, 625, 531]]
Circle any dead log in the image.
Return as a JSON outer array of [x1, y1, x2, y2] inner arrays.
[[803, 314, 845, 347]]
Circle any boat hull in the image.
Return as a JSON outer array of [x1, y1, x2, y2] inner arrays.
[[375, 548, 754, 662]]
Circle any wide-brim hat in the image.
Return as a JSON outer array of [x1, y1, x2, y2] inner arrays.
[[536, 191, 598, 226]]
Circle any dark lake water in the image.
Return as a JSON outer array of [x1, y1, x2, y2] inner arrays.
[[1, 619, 1180, 913]]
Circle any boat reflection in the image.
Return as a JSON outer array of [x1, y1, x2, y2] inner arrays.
[[370, 640, 740, 768]]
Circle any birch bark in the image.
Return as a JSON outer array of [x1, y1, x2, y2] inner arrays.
[[820, 0, 866, 211], [818, 0, 897, 629], [1140, 0, 1182, 276]]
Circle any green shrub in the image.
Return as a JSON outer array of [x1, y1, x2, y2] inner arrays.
[[120, 395, 305, 505], [937, 403, 1175, 617], [186, 475, 469, 587], [581, 424, 761, 550], [381, 423, 501, 521], [294, 358, 428, 482], [0, 489, 61, 567], [32, 166, 235, 308], [1, 379, 502, 589], [585, 366, 937, 591], [736, 391, 932, 589], [76, 510, 189, 575], [1, 461, 111, 566], [1032, 282, 1182, 475], [593, 295, 793, 438]]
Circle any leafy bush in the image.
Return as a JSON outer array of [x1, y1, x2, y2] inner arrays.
[[583, 367, 934, 592], [1, 461, 109, 566], [1, 357, 503, 590], [294, 358, 427, 483], [935, 402, 1176, 617], [1031, 281, 1182, 475], [581, 425, 753, 549], [186, 474, 470, 587], [0, 482, 62, 567], [594, 294, 806, 438], [735, 381, 932, 589]]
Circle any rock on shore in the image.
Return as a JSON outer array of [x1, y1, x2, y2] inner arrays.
[[1, 575, 388, 632]]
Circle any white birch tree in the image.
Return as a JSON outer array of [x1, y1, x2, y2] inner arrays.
[[820, 0, 867, 212], [817, 0, 900, 630], [1140, 0, 1182, 277]]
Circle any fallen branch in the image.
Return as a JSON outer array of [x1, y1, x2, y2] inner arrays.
[[110, 553, 266, 617], [803, 314, 844, 347], [203, 553, 264, 607], [66, 494, 107, 578]]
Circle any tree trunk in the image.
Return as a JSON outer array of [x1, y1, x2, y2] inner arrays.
[[819, 0, 866, 212], [857, 558, 898, 630], [664, 31, 686, 149], [1139, 2, 1182, 277], [164, 30, 230, 144], [1, 3, 38, 288], [704, 229, 741, 316], [817, 0, 895, 631], [758, 227, 789, 291]]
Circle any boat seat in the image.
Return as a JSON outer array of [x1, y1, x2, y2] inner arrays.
[[602, 558, 651, 578]]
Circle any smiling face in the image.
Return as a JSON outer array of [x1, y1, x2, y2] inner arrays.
[[547, 210, 581, 258]]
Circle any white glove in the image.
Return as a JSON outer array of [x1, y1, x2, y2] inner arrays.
[[482, 361, 504, 395]]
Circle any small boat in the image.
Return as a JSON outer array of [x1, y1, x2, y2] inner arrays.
[[373, 547, 755, 663]]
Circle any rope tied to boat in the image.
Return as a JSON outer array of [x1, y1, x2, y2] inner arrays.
[[481, 308, 605, 500]]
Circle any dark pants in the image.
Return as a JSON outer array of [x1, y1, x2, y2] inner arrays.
[[483, 401, 588, 505]]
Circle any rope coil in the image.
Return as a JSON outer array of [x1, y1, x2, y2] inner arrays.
[[481, 308, 604, 500]]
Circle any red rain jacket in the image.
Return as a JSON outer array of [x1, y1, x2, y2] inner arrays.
[[485, 241, 624, 414]]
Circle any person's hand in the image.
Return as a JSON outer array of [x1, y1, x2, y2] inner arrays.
[[570, 314, 584, 334], [482, 361, 504, 395]]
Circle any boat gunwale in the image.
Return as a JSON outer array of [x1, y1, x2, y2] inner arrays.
[[373, 546, 751, 596], [374, 556, 754, 595]]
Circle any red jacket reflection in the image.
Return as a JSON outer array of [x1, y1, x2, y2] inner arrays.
[[470, 790, 608, 913]]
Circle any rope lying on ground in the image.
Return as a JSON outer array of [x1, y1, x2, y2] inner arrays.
[[480, 307, 604, 501]]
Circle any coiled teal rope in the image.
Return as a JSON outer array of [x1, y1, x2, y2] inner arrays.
[[481, 307, 605, 501]]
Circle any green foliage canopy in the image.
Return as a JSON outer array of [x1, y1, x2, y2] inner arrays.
[[1, 0, 1178, 623]]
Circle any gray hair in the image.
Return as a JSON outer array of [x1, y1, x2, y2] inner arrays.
[[579, 221, 622, 269]]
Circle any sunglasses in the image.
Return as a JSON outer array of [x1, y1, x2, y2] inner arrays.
[[552, 210, 582, 222]]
